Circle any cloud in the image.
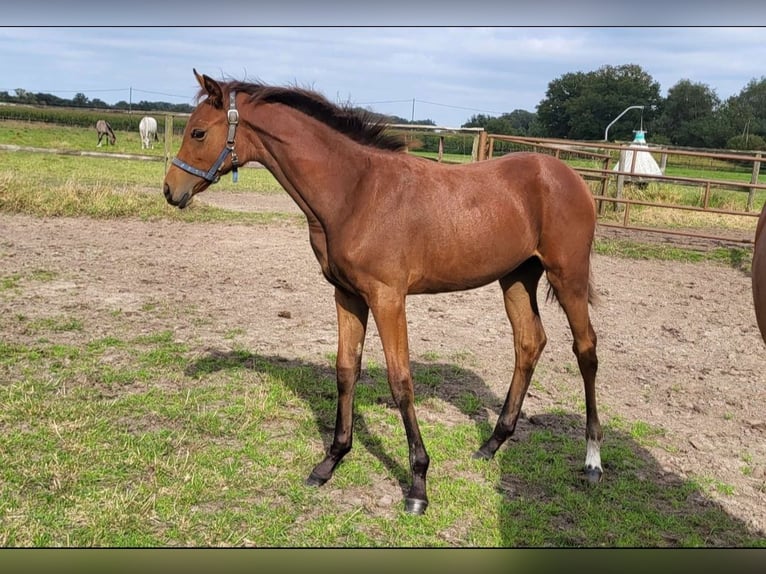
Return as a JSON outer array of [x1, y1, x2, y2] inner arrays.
[[4, 26, 766, 126]]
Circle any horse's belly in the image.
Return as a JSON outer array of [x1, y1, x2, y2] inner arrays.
[[408, 249, 534, 294]]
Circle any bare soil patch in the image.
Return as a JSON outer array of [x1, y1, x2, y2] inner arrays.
[[2, 189, 766, 538]]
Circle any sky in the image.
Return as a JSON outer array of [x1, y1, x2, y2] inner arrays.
[[4, 5, 766, 128]]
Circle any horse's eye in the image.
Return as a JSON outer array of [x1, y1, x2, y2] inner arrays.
[[191, 128, 206, 140]]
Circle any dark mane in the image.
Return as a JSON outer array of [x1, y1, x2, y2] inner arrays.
[[197, 80, 407, 153]]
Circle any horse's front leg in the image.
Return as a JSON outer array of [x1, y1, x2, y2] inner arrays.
[[370, 290, 430, 515], [306, 288, 369, 487]]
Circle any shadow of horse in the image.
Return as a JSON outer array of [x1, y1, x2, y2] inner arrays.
[[492, 412, 766, 547], [185, 349, 765, 547], [186, 349, 501, 497]]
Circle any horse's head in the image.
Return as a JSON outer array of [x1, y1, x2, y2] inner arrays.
[[163, 69, 240, 209]]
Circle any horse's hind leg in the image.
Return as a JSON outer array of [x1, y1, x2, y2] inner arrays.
[[306, 288, 369, 487], [545, 261, 603, 483], [475, 258, 547, 459]]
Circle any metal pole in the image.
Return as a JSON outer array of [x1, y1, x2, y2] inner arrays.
[[604, 105, 644, 141]]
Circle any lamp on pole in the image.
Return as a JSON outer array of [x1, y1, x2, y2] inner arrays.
[[604, 105, 644, 141]]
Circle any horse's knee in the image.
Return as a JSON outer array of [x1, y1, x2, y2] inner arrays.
[[335, 365, 360, 390]]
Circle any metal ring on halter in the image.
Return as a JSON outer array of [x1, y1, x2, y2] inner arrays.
[[171, 91, 240, 183]]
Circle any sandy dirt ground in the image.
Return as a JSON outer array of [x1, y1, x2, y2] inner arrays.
[[2, 188, 765, 540]]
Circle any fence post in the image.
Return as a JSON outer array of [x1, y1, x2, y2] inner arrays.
[[476, 131, 488, 161], [616, 149, 626, 212], [749, 152, 761, 212], [598, 156, 610, 215], [164, 114, 174, 174]]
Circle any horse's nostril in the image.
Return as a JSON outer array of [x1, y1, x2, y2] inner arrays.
[[163, 183, 171, 199]]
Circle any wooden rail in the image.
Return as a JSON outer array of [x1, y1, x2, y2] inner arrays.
[[479, 135, 764, 247]]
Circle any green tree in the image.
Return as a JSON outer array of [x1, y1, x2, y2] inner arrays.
[[462, 113, 494, 129], [718, 77, 766, 148], [71, 93, 90, 107], [654, 80, 722, 147], [33, 92, 69, 107], [461, 110, 538, 136], [727, 133, 766, 151], [537, 64, 662, 141], [536, 71, 586, 138], [505, 109, 537, 135], [13, 88, 37, 104]]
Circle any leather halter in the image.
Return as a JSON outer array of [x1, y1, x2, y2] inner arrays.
[[172, 91, 240, 183]]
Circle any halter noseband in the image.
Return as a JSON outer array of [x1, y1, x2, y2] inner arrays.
[[172, 91, 240, 183]]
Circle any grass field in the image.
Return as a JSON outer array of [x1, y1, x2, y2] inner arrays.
[[0, 121, 763, 547], [1, 290, 762, 547]]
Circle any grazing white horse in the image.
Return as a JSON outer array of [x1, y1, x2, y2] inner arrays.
[[139, 116, 158, 149]]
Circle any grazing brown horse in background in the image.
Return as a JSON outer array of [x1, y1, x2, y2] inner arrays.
[[753, 203, 766, 344], [163, 69, 603, 515], [96, 119, 116, 147]]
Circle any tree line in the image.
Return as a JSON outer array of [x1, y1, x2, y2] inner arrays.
[[0, 89, 195, 114], [466, 63, 766, 151], [4, 63, 766, 151]]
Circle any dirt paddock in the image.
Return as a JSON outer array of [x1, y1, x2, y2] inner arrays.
[[2, 189, 766, 539]]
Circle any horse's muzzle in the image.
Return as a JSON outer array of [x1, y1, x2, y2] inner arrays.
[[163, 183, 191, 209]]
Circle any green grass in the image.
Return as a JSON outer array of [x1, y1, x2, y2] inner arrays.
[[0, 120, 159, 154], [0, 151, 295, 224], [1, 329, 763, 547], [593, 237, 753, 272]]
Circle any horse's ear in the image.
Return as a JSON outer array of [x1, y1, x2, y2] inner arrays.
[[193, 68, 223, 109]]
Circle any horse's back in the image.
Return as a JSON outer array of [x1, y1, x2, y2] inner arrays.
[[399, 151, 596, 246], [753, 203, 766, 344], [452, 151, 596, 236], [139, 116, 157, 133]]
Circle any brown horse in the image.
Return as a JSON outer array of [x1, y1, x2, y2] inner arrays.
[[753, 203, 766, 344], [96, 119, 116, 147], [163, 70, 603, 515]]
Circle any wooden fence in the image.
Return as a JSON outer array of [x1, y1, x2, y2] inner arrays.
[[476, 134, 765, 246]]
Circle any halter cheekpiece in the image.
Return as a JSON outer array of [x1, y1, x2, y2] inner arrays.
[[172, 91, 240, 183]]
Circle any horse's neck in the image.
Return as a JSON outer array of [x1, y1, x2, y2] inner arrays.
[[244, 104, 369, 226]]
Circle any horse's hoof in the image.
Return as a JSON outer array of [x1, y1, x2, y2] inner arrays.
[[404, 498, 428, 515], [472, 448, 493, 461], [584, 467, 603, 485], [305, 472, 329, 487]]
